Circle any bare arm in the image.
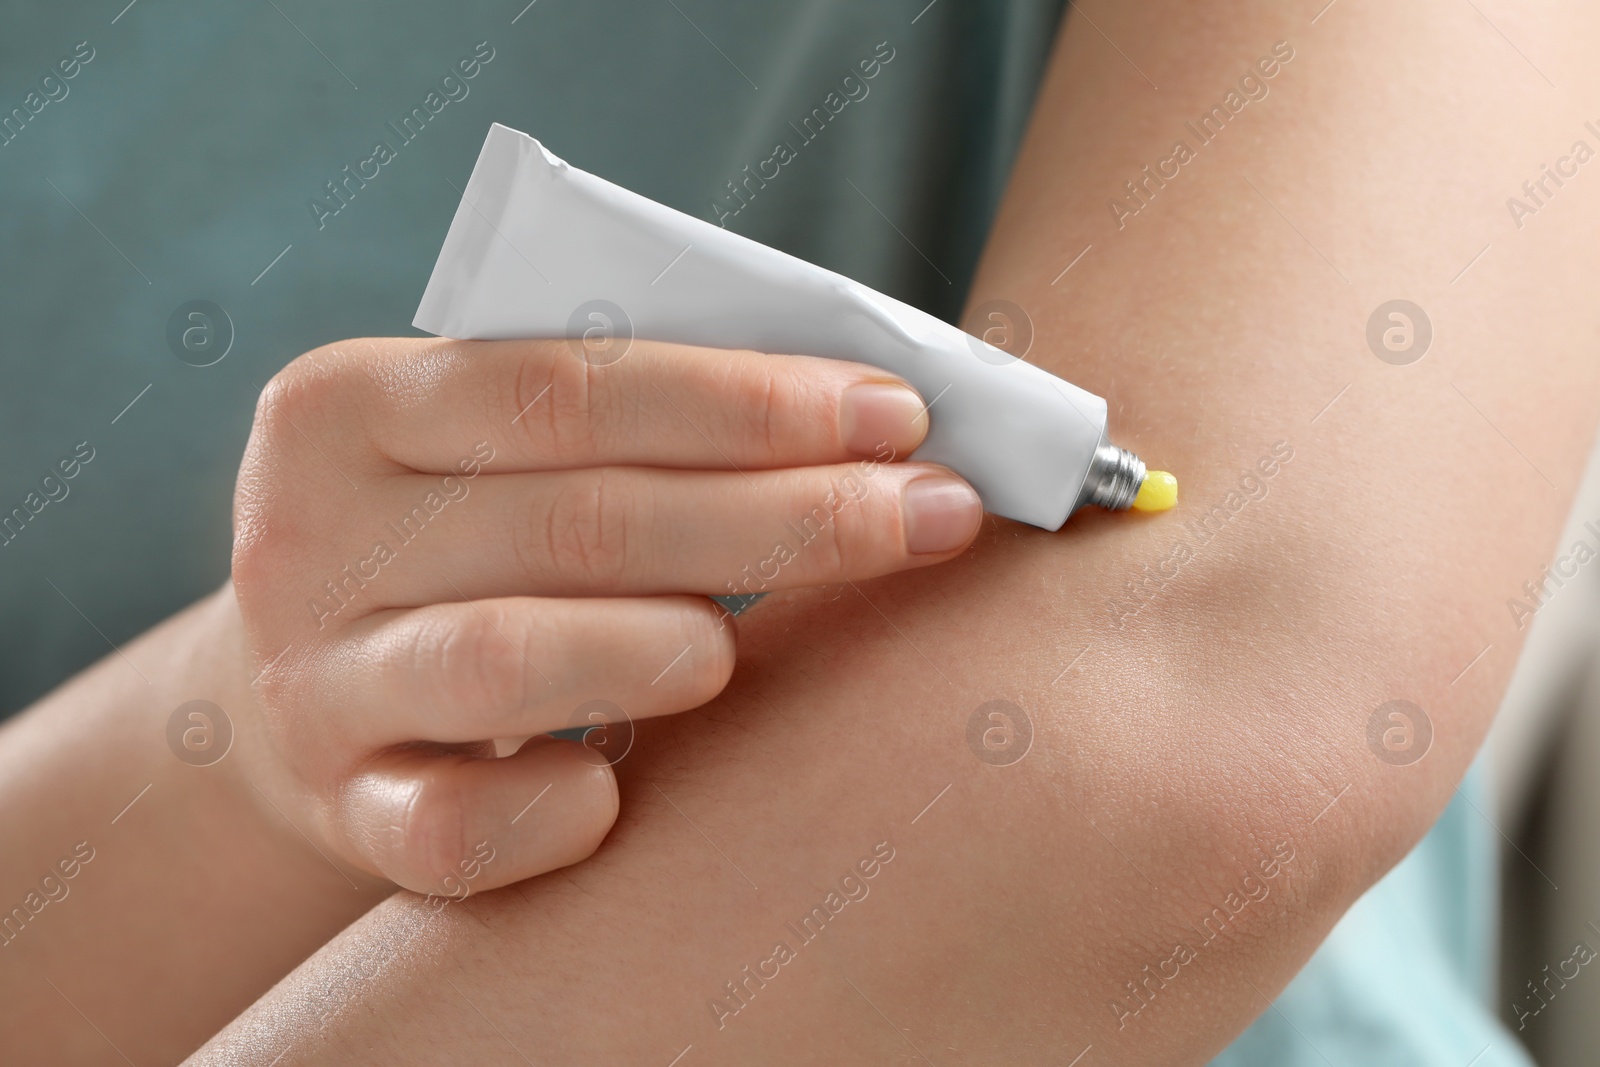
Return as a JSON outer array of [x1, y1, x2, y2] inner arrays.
[[0, 589, 392, 1064], [198, 1, 1600, 1062]]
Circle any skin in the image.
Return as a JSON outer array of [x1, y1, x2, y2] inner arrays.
[[4, 0, 1600, 1063]]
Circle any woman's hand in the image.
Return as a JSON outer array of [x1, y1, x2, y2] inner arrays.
[[230, 337, 981, 895]]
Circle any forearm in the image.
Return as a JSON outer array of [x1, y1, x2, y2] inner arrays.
[[193, 2, 1600, 1063], [0, 586, 389, 1064]]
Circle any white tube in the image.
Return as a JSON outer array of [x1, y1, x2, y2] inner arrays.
[[414, 123, 1124, 531]]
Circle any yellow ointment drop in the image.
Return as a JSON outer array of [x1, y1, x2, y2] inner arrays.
[[1131, 470, 1179, 513]]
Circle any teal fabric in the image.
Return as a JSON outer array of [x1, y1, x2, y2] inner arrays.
[[0, 4, 1524, 1063], [1210, 759, 1530, 1067]]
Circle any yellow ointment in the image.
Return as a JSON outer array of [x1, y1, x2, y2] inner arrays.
[[1131, 470, 1179, 513]]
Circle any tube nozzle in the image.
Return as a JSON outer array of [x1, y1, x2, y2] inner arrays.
[[1079, 445, 1177, 514], [1080, 444, 1145, 511]]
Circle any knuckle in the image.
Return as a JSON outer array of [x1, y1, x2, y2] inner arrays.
[[514, 344, 611, 466], [252, 344, 348, 440], [232, 352, 345, 605], [229, 521, 275, 602], [791, 493, 850, 577], [242, 649, 325, 766], [230, 476, 303, 613], [249, 374, 307, 456], [503, 345, 561, 452], [414, 607, 534, 725], [803, 474, 879, 577], [526, 471, 635, 590], [394, 768, 470, 887], [728, 365, 792, 463], [806, 470, 896, 579]]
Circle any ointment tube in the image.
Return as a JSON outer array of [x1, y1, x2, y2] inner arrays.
[[415, 124, 1172, 530]]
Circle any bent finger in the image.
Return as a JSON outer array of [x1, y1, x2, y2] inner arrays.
[[337, 737, 618, 895], [316, 595, 735, 747]]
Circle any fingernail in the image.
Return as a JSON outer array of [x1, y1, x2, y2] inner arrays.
[[903, 475, 982, 555], [839, 382, 928, 457]]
